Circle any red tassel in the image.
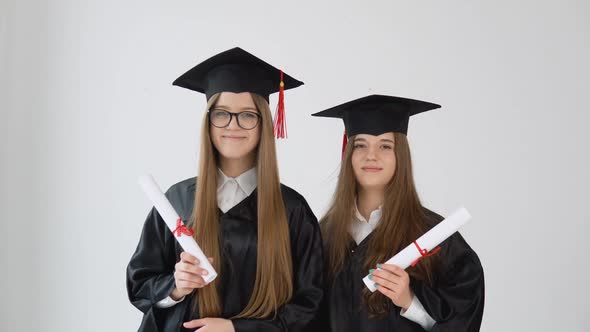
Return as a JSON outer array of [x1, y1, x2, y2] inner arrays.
[[273, 70, 287, 139], [341, 131, 348, 159]]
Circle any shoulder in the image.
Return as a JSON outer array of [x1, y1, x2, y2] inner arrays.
[[279, 183, 319, 226], [279, 183, 307, 205], [422, 207, 444, 225], [164, 177, 197, 220], [421, 206, 483, 272], [166, 177, 196, 196]]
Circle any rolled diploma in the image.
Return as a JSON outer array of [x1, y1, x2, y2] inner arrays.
[[363, 207, 471, 292], [138, 174, 217, 284]]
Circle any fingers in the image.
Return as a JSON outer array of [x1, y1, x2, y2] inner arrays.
[[372, 268, 405, 283], [376, 284, 415, 310], [371, 273, 399, 291], [184, 318, 207, 329], [176, 279, 206, 290], [370, 264, 414, 309], [178, 252, 213, 273], [180, 252, 200, 265], [373, 264, 408, 284], [370, 264, 409, 293], [379, 264, 406, 277], [175, 253, 210, 290], [175, 260, 209, 277], [376, 284, 397, 301], [176, 253, 213, 291], [174, 270, 206, 284], [372, 273, 403, 304]]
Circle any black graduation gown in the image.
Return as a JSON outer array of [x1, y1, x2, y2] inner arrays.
[[126, 177, 324, 332], [321, 209, 485, 332]]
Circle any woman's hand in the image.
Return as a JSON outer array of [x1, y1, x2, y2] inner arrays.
[[183, 318, 235, 332], [171, 252, 214, 300], [370, 264, 414, 310]]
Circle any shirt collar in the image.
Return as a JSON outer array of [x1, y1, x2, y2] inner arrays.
[[217, 167, 257, 195], [354, 200, 383, 226]]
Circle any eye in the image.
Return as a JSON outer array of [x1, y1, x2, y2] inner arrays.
[[380, 145, 393, 150], [353, 144, 367, 149], [239, 111, 258, 119], [211, 110, 230, 118]]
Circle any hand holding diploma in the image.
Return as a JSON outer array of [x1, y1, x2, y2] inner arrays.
[[138, 174, 218, 293], [363, 207, 472, 292], [368, 264, 414, 310], [171, 252, 215, 300]]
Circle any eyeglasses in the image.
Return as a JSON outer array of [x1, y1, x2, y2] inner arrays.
[[208, 109, 261, 130]]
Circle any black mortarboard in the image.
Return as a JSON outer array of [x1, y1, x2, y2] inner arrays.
[[172, 47, 303, 102], [312, 94, 441, 136], [173, 47, 302, 138]]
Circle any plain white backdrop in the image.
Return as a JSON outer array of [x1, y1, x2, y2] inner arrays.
[[1, 0, 589, 331]]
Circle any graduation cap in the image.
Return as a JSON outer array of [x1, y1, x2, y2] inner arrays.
[[311, 94, 441, 155], [173, 47, 304, 138]]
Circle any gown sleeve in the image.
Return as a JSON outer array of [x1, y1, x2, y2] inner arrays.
[[231, 198, 325, 332], [126, 206, 180, 331], [411, 232, 485, 331]]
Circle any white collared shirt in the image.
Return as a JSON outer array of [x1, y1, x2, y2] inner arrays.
[[351, 203, 436, 330], [350, 203, 383, 245], [216, 167, 257, 213], [155, 167, 257, 309]]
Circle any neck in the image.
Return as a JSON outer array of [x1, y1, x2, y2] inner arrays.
[[219, 154, 255, 177], [357, 187, 385, 222]]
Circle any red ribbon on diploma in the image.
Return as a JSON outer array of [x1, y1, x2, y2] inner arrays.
[[173, 218, 194, 237], [410, 241, 441, 267]]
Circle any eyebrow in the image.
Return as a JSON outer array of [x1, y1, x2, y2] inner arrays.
[[353, 137, 394, 144], [213, 105, 259, 112]]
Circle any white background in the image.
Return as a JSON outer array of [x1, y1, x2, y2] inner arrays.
[[1, 0, 589, 331]]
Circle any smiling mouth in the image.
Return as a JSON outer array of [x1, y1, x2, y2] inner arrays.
[[362, 167, 383, 172], [222, 135, 246, 140]]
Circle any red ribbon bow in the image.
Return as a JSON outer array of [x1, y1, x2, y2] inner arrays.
[[172, 218, 194, 237], [410, 241, 441, 267]]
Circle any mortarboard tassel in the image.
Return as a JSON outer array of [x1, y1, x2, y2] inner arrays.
[[273, 70, 287, 139], [341, 131, 348, 159]]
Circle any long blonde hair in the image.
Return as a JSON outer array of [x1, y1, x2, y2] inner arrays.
[[190, 92, 293, 319], [321, 132, 439, 317]]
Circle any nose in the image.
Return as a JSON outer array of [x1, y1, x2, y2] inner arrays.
[[226, 114, 240, 129], [365, 145, 377, 161]]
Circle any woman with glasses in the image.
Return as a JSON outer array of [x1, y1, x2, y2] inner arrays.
[[127, 47, 324, 332]]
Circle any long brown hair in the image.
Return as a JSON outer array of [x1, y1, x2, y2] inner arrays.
[[320, 132, 438, 317], [190, 93, 293, 318]]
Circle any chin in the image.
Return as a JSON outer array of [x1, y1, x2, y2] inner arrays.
[[357, 178, 389, 190], [217, 149, 251, 160]]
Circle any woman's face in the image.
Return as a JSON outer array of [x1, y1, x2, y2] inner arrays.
[[351, 132, 396, 191], [209, 92, 261, 161]]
